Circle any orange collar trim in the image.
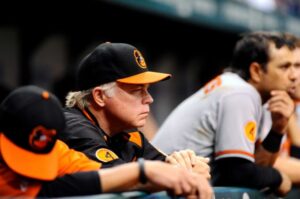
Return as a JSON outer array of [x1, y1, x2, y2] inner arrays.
[[81, 108, 96, 126]]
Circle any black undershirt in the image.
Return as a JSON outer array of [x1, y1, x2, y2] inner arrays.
[[212, 157, 282, 191], [37, 171, 101, 197]]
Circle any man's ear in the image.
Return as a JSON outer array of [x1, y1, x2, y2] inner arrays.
[[92, 87, 106, 107], [249, 62, 263, 83]]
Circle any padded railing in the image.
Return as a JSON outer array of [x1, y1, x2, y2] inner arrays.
[[54, 187, 300, 199]]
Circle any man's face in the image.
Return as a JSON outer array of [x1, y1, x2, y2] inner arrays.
[[259, 43, 299, 98], [288, 47, 300, 100], [104, 82, 153, 130]]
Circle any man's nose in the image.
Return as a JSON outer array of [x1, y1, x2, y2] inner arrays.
[[289, 67, 299, 81], [143, 90, 154, 104]]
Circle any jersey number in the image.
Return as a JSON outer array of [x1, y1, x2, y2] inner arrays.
[[204, 76, 222, 94]]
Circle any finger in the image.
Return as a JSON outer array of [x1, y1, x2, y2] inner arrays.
[[199, 184, 213, 199], [196, 156, 210, 164], [268, 96, 294, 106], [269, 100, 293, 110], [206, 173, 211, 180], [186, 195, 198, 199], [192, 161, 211, 178], [191, 174, 212, 199], [195, 158, 210, 171], [186, 149, 197, 165], [196, 161, 210, 171], [268, 104, 287, 112], [271, 90, 289, 96], [270, 90, 292, 100], [201, 189, 213, 199], [183, 177, 198, 198], [269, 105, 293, 116], [269, 92, 294, 104], [166, 156, 179, 165], [269, 102, 293, 113], [174, 182, 183, 196], [173, 151, 188, 169], [179, 151, 193, 170], [180, 177, 192, 195]]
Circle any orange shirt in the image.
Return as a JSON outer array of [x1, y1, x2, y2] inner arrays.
[[0, 139, 101, 197]]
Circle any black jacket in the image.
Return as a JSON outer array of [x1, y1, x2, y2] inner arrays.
[[59, 108, 166, 168]]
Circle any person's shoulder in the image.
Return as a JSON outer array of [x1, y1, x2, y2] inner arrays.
[[219, 73, 260, 99], [62, 107, 101, 135], [63, 107, 87, 121], [199, 72, 257, 98], [63, 107, 81, 116]]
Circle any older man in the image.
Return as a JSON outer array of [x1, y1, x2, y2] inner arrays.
[[0, 85, 212, 198], [59, 42, 209, 177]]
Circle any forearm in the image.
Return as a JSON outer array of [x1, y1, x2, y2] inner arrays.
[[286, 114, 300, 158], [100, 161, 169, 194], [255, 145, 279, 166], [256, 129, 283, 166], [274, 156, 300, 184], [287, 114, 300, 147], [213, 157, 282, 190], [38, 171, 101, 197], [99, 162, 140, 193]]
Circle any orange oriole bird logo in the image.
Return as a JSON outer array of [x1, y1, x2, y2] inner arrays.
[[134, 49, 147, 69], [29, 126, 56, 151]]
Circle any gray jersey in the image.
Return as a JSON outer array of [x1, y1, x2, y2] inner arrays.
[[152, 72, 262, 162], [258, 104, 272, 142]]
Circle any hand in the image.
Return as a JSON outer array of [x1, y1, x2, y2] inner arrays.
[[166, 149, 205, 170], [145, 161, 213, 199], [166, 150, 211, 179], [276, 171, 292, 197], [186, 173, 214, 199], [268, 90, 295, 133], [166, 149, 196, 170], [192, 157, 211, 180]]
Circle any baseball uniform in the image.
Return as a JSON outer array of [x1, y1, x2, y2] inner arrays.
[[153, 72, 262, 162], [0, 140, 101, 197], [59, 107, 166, 168]]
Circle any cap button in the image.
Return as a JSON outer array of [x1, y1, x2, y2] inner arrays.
[[42, 91, 49, 100]]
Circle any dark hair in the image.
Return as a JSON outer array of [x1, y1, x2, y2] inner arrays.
[[230, 31, 297, 80], [282, 32, 300, 48]]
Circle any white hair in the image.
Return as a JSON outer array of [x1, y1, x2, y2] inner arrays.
[[65, 82, 116, 109]]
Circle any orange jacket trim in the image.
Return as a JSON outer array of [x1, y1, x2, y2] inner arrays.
[[128, 132, 142, 148]]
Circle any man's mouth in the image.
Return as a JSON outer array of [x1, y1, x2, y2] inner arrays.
[[288, 86, 297, 95]]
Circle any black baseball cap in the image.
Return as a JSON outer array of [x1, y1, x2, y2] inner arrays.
[[76, 42, 171, 90], [0, 85, 65, 180]]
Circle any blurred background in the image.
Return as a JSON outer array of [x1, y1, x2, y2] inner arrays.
[[1, 0, 300, 127]]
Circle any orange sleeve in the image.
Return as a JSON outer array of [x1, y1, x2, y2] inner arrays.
[[56, 140, 101, 177], [0, 162, 42, 197]]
